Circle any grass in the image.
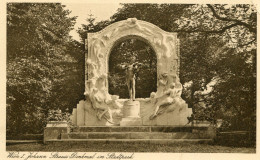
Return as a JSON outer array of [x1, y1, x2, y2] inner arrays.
[[6, 142, 255, 153]]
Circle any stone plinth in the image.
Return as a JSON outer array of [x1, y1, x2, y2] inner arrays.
[[46, 121, 68, 127], [122, 100, 140, 118], [120, 100, 142, 126], [44, 121, 68, 144], [139, 98, 192, 126], [120, 117, 142, 126], [77, 100, 85, 126], [71, 108, 77, 125], [44, 126, 216, 145], [71, 98, 192, 126]]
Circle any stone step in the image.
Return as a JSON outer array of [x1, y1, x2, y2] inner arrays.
[[6, 140, 42, 144], [45, 139, 213, 145], [73, 126, 209, 133], [61, 132, 213, 140], [74, 126, 150, 132]]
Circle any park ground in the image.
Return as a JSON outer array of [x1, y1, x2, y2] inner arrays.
[[6, 142, 255, 153]]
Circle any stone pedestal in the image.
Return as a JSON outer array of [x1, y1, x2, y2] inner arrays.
[[44, 121, 69, 144], [77, 100, 85, 126], [120, 100, 142, 126], [71, 108, 77, 125]]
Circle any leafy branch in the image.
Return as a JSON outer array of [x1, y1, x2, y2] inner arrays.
[[206, 4, 256, 34]]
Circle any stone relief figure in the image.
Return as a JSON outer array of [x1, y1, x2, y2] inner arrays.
[[91, 88, 123, 122], [85, 73, 123, 123], [95, 74, 108, 94], [84, 79, 95, 96], [107, 95, 123, 109], [86, 60, 98, 79], [149, 82, 179, 120], [88, 38, 106, 76], [156, 73, 168, 98], [106, 95, 123, 120], [149, 92, 157, 104], [167, 74, 183, 97], [91, 88, 110, 120], [104, 18, 153, 40]]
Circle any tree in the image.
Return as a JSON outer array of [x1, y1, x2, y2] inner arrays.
[[77, 14, 111, 44], [176, 4, 256, 130], [7, 3, 84, 135]]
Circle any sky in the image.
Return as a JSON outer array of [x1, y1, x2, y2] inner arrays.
[[63, 3, 122, 42]]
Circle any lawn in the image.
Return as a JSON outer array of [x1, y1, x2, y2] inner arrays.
[[6, 142, 255, 153]]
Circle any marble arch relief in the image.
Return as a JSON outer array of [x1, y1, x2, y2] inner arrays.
[[72, 18, 192, 126]]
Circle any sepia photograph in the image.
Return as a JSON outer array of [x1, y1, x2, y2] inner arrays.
[[2, 0, 259, 159]]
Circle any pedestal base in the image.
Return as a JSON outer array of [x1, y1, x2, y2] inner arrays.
[[73, 97, 192, 126], [120, 117, 142, 126], [120, 100, 141, 126], [122, 100, 140, 117]]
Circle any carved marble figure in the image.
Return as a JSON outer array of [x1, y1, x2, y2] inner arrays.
[[91, 88, 110, 120], [150, 82, 180, 120], [156, 73, 168, 98]]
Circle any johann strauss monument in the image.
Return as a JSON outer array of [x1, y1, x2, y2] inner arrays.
[[71, 18, 192, 126], [44, 18, 216, 144]]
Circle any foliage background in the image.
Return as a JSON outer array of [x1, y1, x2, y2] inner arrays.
[[6, 3, 256, 136], [7, 3, 85, 135]]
